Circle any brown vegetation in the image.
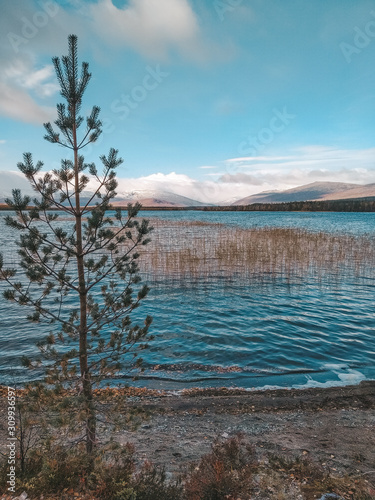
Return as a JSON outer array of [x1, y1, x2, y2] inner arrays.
[[135, 219, 375, 283], [1, 435, 373, 499]]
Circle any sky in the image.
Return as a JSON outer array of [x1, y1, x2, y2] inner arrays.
[[1, 0, 375, 203]]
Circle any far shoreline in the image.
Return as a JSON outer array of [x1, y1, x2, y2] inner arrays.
[[1, 197, 375, 212]]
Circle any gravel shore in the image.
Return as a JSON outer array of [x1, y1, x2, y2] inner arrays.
[[107, 381, 375, 478], [1, 381, 374, 498]]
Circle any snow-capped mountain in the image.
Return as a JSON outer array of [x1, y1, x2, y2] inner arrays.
[[0, 171, 35, 201], [111, 189, 207, 207], [110, 188, 207, 206], [0, 172, 206, 207]]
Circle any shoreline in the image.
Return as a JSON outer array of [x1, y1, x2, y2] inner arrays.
[[112, 379, 375, 414], [1, 374, 374, 397], [1, 376, 374, 396]]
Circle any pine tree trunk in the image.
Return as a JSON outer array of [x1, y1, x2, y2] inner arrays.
[[73, 113, 96, 455]]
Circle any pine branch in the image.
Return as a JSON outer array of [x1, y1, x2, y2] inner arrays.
[[0, 272, 74, 330]]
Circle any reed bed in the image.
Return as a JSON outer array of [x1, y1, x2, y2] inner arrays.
[[3, 217, 374, 285], [134, 218, 375, 283]]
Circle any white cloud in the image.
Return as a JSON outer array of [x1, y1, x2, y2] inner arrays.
[[225, 147, 375, 174], [8, 64, 59, 97], [0, 0, 219, 125], [4, 60, 59, 97], [110, 172, 244, 204], [219, 172, 264, 185], [226, 155, 296, 163], [0, 55, 57, 123], [0, 0, 75, 124], [89, 0, 201, 60], [0, 80, 54, 124], [83, 146, 375, 204]]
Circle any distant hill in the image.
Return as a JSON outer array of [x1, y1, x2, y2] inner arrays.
[[233, 182, 366, 205], [0, 171, 34, 201], [318, 183, 375, 201], [3, 171, 375, 208], [0, 172, 206, 207], [111, 189, 207, 207]]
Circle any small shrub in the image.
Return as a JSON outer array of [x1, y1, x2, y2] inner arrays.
[[88, 442, 136, 499], [183, 435, 256, 500], [132, 461, 183, 500], [22, 444, 92, 495], [267, 453, 374, 500], [268, 454, 322, 482]]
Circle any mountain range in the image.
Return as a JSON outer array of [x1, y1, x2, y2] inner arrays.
[[233, 181, 375, 205], [1, 171, 375, 207], [110, 190, 208, 207], [0, 171, 207, 207]]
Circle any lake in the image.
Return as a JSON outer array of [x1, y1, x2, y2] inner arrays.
[[0, 210, 375, 391]]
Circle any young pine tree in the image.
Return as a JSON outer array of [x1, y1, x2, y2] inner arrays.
[[0, 35, 153, 455]]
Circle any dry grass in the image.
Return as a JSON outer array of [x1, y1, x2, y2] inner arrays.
[[3, 217, 373, 285], [134, 219, 375, 283]]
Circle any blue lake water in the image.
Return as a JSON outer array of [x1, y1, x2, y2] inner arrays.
[[1, 210, 375, 391]]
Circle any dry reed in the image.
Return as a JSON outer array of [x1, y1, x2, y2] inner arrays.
[[3, 217, 373, 285], [133, 218, 375, 283]]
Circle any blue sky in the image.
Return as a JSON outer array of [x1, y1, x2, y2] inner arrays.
[[1, 0, 375, 203]]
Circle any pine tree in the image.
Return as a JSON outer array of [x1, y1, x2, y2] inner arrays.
[[0, 35, 153, 455]]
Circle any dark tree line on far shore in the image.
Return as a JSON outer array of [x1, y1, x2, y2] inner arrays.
[[135, 198, 375, 212], [221, 198, 375, 212]]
